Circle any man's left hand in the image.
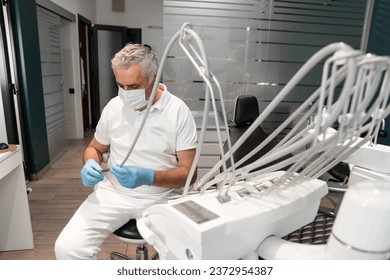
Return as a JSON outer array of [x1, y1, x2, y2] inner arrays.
[[110, 165, 154, 189]]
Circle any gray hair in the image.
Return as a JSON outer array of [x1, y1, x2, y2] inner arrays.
[[111, 44, 158, 82]]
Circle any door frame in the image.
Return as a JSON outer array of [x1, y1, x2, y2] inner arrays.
[[78, 14, 92, 131], [91, 24, 127, 127]]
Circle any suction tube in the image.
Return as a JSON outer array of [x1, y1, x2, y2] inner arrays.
[[257, 181, 390, 259]]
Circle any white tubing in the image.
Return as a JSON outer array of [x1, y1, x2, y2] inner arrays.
[[119, 29, 182, 167], [257, 236, 329, 259], [257, 235, 390, 260], [198, 42, 355, 190]]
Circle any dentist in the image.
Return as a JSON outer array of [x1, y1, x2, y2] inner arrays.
[[55, 44, 198, 259]]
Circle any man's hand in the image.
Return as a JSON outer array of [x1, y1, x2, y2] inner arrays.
[[110, 165, 154, 189], [80, 159, 104, 186]]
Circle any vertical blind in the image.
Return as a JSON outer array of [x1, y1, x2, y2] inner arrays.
[[163, 0, 367, 131], [37, 6, 67, 162]]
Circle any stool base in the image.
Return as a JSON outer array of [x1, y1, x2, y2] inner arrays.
[[110, 244, 159, 260]]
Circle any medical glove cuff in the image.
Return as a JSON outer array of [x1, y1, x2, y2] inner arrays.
[[109, 165, 154, 189], [144, 168, 154, 186]]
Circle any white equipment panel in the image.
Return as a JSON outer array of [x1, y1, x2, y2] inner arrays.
[[138, 172, 327, 260]]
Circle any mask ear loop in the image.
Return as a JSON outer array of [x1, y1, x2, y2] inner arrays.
[[144, 79, 156, 104]]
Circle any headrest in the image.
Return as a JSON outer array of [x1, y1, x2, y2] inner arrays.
[[233, 95, 260, 126]]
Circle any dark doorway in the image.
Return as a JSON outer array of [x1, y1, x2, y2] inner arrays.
[[127, 28, 142, 44], [90, 24, 141, 127], [78, 15, 92, 131]]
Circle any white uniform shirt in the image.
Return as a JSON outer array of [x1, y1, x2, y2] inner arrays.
[[94, 84, 198, 197]]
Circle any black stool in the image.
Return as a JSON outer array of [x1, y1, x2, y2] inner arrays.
[[110, 219, 158, 260]]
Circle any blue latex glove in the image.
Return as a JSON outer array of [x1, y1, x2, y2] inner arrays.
[[80, 159, 104, 186], [110, 165, 154, 189]]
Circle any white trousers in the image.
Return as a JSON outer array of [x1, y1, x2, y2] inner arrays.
[[54, 183, 172, 260]]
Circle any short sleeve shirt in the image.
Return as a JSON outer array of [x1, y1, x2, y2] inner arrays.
[[94, 84, 198, 196]]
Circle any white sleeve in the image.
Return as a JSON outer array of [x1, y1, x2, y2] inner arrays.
[[94, 106, 110, 145], [176, 105, 198, 151]]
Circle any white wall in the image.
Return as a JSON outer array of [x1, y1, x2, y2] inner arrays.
[[47, 0, 163, 139], [50, 0, 97, 22], [96, 0, 164, 59], [60, 18, 83, 140]]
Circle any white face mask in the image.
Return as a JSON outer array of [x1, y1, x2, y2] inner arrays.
[[118, 82, 151, 110]]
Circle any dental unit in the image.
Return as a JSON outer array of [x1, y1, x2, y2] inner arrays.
[[123, 23, 390, 259]]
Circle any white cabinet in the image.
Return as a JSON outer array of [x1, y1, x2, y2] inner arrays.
[[0, 146, 34, 251]]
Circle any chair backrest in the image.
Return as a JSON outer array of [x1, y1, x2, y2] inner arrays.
[[233, 95, 259, 126]]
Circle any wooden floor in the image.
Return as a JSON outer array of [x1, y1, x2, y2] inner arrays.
[[0, 130, 155, 260], [0, 130, 340, 260]]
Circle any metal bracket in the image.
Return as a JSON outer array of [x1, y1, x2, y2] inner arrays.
[[9, 83, 18, 95]]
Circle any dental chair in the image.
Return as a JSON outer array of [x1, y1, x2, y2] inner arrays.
[[135, 25, 390, 260]]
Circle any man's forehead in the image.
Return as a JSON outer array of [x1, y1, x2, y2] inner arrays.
[[114, 66, 148, 85]]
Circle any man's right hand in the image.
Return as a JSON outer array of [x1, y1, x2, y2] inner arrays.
[[80, 159, 104, 186]]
